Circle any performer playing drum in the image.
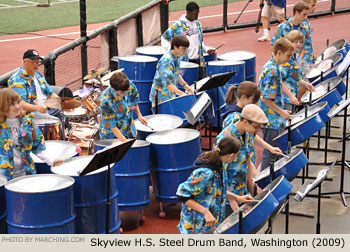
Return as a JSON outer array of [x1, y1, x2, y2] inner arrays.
[[149, 35, 194, 108], [99, 71, 147, 142]]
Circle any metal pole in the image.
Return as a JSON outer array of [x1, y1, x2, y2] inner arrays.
[[80, 0, 88, 79]]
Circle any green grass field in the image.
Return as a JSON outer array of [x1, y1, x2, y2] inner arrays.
[[0, 0, 241, 35]]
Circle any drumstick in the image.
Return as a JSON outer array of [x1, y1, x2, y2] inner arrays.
[[214, 42, 226, 51], [145, 124, 154, 131], [280, 153, 290, 159]]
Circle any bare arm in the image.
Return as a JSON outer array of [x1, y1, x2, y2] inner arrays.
[[178, 75, 194, 94], [134, 104, 147, 125], [261, 98, 290, 119], [111, 127, 128, 142], [167, 84, 187, 96], [254, 134, 282, 155], [20, 100, 47, 113], [282, 81, 299, 105], [184, 199, 216, 228]]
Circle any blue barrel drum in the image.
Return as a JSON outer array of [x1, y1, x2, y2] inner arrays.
[[218, 51, 257, 83], [51, 156, 121, 234], [94, 139, 151, 211], [0, 175, 7, 234], [146, 128, 201, 203], [136, 46, 166, 61], [180, 61, 199, 87], [317, 39, 350, 62], [31, 140, 78, 174], [204, 46, 217, 62], [118, 55, 158, 117], [5, 174, 76, 234]]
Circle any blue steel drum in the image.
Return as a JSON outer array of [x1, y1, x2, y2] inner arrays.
[[118, 55, 158, 81], [31, 140, 78, 174], [136, 46, 166, 61], [51, 156, 121, 234], [180, 61, 199, 86], [218, 51, 256, 83], [307, 53, 343, 85], [205, 86, 226, 128], [204, 46, 217, 62], [273, 112, 325, 151], [5, 174, 75, 234], [317, 39, 350, 63], [215, 190, 279, 234], [255, 149, 308, 188], [94, 139, 151, 211], [301, 76, 345, 109], [134, 114, 183, 140], [157, 94, 197, 125], [262, 175, 292, 204], [0, 175, 7, 234], [288, 101, 331, 127], [146, 128, 201, 203], [207, 60, 245, 93], [135, 101, 152, 118]]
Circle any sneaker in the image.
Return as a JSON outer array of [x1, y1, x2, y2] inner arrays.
[[258, 34, 271, 42]]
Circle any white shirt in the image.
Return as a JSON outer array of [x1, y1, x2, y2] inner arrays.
[[33, 74, 47, 105]]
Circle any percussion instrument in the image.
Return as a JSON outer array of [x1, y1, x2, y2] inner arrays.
[[94, 139, 151, 211], [63, 106, 89, 123], [31, 140, 79, 174], [99, 69, 125, 87], [307, 53, 343, 85], [301, 76, 345, 108], [134, 114, 183, 140], [180, 61, 199, 86], [67, 123, 99, 155], [33, 117, 64, 140], [0, 175, 7, 234], [73, 87, 93, 99], [288, 101, 331, 127], [207, 60, 245, 92], [135, 45, 166, 61], [214, 190, 279, 234], [205, 85, 227, 128], [118, 55, 158, 81], [83, 67, 107, 80], [157, 94, 197, 125], [5, 174, 75, 234], [255, 149, 308, 187], [262, 175, 292, 204], [44, 97, 83, 110], [80, 89, 102, 117], [316, 39, 350, 63], [204, 46, 217, 62], [51, 156, 121, 234], [146, 128, 201, 203], [218, 51, 256, 83], [273, 112, 325, 151]]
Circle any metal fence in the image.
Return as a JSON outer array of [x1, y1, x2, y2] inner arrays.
[[0, 0, 349, 90]]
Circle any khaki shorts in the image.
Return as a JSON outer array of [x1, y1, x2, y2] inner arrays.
[[262, 1, 285, 21]]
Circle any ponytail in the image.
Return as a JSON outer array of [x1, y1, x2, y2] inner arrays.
[[225, 85, 238, 104]]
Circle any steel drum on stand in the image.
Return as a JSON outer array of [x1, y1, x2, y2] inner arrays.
[[180, 61, 199, 87], [317, 39, 350, 63], [254, 150, 309, 188], [204, 46, 217, 62], [146, 129, 201, 213], [157, 94, 197, 125], [33, 117, 64, 140], [134, 114, 183, 140], [0, 175, 7, 234], [51, 156, 121, 234], [94, 139, 151, 212], [218, 51, 256, 83], [214, 190, 279, 234], [31, 140, 79, 174], [118, 55, 158, 117], [136, 46, 166, 61], [5, 174, 76, 234]]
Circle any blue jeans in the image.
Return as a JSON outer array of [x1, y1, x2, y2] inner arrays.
[[260, 127, 284, 171]]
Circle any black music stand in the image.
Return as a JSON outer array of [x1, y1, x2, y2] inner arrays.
[[294, 160, 335, 234], [183, 92, 213, 126], [79, 138, 136, 234]]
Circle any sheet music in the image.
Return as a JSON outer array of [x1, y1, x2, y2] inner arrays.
[[191, 92, 211, 118], [338, 51, 350, 75]]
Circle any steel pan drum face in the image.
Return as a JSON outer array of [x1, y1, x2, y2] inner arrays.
[[135, 46, 166, 61], [214, 190, 279, 234], [288, 101, 330, 126], [64, 106, 89, 123], [207, 60, 245, 88], [146, 128, 200, 145], [134, 114, 183, 140], [0, 175, 7, 234], [118, 55, 158, 81], [5, 174, 75, 234], [254, 149, 309, 188], [301, 76, 345, 106], [307, 53, 343, 80], [317, 39, 350, 62], [51, 156, 121, 234]]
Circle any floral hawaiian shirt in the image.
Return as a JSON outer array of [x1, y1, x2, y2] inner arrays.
[[300, 19, 315, 65]]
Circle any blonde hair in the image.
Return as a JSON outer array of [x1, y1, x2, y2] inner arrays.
[[286, 30, 305, 43], [0, 88, 25, 123], [273, 38, 295, 55]]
